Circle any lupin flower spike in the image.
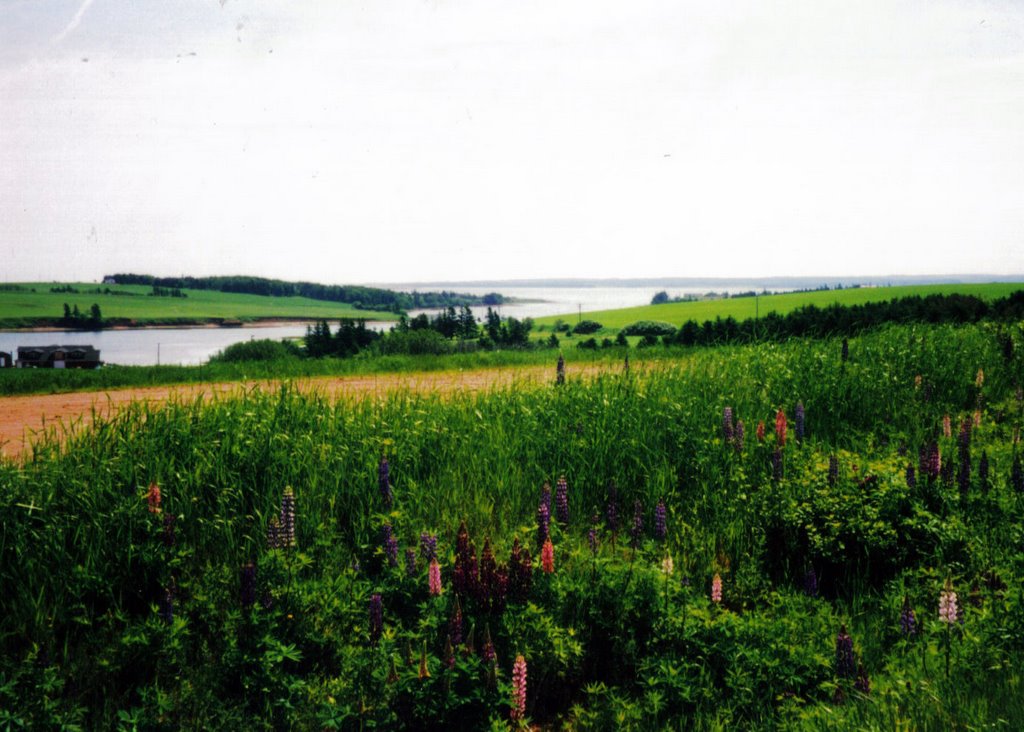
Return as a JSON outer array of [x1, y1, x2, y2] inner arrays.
[[654, 498, 667, 542], [146, 482, 162, 514], [510, 655, 527, 722], [429, 558, 442, 596], [775, 409, 787, 447], [939, 578, 958, 625], [541, 538, 554, 574], [279, 486, 296, 549]]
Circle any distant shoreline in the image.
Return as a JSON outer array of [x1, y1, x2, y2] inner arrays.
[[0, 316, 386, 334]]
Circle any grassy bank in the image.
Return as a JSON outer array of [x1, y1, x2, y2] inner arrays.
[[0, 283, 397, 329], [535, 282, 1024, 331], [1, 322, 1023, 728]]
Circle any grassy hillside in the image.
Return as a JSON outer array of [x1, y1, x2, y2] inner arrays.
[[535, 282, 1024, 331], [0, 283, 398, 328]]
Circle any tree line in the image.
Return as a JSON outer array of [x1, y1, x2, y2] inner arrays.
[[107, 274, 503, 313], [662, 291, 1024, 347], [302, 307, 535, 359]]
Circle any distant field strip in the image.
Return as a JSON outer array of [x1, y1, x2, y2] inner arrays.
[[535, 282, 1024, 330], [0, 283, 397, 326]]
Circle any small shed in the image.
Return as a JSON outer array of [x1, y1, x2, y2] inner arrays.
[[17, 345, 102, 369], [0, 351, 11, 368]]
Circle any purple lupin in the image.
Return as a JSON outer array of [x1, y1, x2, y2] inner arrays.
[[722, 406, 734, 443], [654, 499, 667, 542], [734, 420, 745, 453], [405, 548, 417, 577], [772, 447, 783, 481], [899, 596, 916, 637], [555, 476, 569, 525], [795, 402, 805, 442], [381, 524, 398, 567], [420, 532, 438, 562], [536, 490, 551, 546]]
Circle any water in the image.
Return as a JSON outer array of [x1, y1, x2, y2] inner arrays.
[[407, 284, 775, 321], [0, 323, 387, 367], [0, 284, 774, 366]]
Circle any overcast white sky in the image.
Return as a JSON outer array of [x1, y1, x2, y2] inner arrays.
[[1, 0, 1023, 285]]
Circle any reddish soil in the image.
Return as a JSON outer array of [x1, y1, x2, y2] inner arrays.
[[0, 364, 613, 460]]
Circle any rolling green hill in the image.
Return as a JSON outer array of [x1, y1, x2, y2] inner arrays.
[[0, 283, 397, 329], [536, 282, 1024, 331]]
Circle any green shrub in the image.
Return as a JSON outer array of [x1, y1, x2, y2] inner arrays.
[[621, 320, 677, 337], [211, 338, 297, 362], [572, 320, 603, 335]]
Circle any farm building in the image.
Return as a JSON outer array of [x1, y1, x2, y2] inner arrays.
[[0, 351, 11, 368], [16, 345, 102, 369]]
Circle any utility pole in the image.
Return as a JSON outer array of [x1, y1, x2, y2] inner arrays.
[[157, 343, 160, 366]]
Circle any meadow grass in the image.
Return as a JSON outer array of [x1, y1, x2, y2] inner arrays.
[[1, 321, 1022, 729], [0, 346, 628, 396], [0, 282, 397, 327], [534, 282, 1024, 330]]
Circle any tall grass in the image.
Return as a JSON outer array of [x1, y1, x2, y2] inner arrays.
[[1, 321, 1022, 728]]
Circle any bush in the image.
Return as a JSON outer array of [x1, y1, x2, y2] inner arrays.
[[210, 339, 296, 363], [377, 329, 454, 356], [577, 337, 598, 350], [572, 320, 603, 335], [621, 320, 677, 337]]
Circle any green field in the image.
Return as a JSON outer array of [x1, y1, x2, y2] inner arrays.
[[0, 283, 397, 328], [536, 282, 1024, 331], [2, 321, 1024, 728]]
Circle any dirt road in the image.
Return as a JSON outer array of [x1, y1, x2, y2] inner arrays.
[[0, 364, 611, 460]]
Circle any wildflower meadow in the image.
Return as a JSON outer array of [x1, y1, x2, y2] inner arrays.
[[1, 321, 1023, 729]]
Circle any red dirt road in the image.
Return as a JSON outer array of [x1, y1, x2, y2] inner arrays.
[[0, 364, 611, 460]]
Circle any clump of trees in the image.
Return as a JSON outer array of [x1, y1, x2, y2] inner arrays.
[[61, 303, 103, 329], [304, 319, 380, 358], [572, 320, 603, 335], [300, 307, 538, 360], [621, 320, 677, 337]]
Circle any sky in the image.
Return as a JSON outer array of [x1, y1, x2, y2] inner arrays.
[[1, 0, 1023, 285]]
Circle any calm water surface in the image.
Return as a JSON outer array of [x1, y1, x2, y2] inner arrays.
[[0, 285, 774, 366], [0, 324, 374, 367]]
